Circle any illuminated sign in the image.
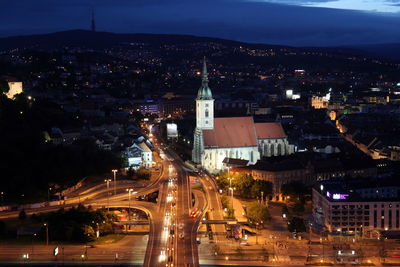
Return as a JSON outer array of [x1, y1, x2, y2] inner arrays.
[[332, 193, 349, 200], [326, 191, 349, 200]]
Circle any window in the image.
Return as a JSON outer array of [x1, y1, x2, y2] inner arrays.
[[205, 103, 209, 107], [205, 109, 209, 118]]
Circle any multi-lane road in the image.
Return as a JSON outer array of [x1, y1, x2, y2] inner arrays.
[[0, 128, 208, 267]]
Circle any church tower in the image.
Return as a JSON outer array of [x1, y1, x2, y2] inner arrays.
[[196, 57, 214, 129], [192, 57, 214, 164]]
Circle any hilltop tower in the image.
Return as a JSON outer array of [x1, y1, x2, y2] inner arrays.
[[91, 9, 96, 32]]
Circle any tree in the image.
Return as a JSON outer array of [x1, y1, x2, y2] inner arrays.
[[221, 195, 234, 218], [234, 173, 254, 198], [217, 171, 260, 198], [127, 166, 135, 178], [251, 180, 272, 198], [0, 80, 9, 95], [281, 181, 309, 200], [246, 201, 271, 223], [83, 225, 96, 242], [287, 217, 306, 233], [136, 167, 151, 180], [292, 201, 305, 213]]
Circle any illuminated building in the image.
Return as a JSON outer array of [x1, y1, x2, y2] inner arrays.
[[6, 81, 23, 99], [313, 181, 400, 234], [192, 58, 294, 172], [294, 69, 305, 84]]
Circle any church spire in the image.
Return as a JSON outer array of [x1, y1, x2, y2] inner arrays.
[[201, 56, 209, 88], [197, 57, 213, 100]]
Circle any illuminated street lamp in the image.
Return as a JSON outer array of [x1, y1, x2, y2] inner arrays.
[[43, 223, 49, 246], [229, 187, 235, 217], [126, 188, 135, 221], [47, 187, 52, 202], [112, 169, 118, 195], [104, 179, 111, 211]]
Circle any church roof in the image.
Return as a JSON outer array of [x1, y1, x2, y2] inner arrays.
[[202, 117, 287, 148], [203, 117, 258, 148], [255, 122, 287, 139]]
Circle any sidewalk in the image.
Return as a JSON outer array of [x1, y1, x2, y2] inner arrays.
[[232, 197, 247, 223]]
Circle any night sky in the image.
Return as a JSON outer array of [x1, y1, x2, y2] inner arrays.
[[1, 0, 400, 46]]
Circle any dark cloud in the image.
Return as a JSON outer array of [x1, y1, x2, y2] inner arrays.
[[0, 0, 399, 46]]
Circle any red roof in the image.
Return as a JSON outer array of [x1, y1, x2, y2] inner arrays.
[[203, 117, 257, 148], [255, 122, 287, 139], [203, 118, 287, 148]]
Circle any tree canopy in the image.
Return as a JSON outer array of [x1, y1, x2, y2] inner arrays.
[[246, 201, 271, 223], [216, 171, 272, 199], [281, 181, 309, 200], [0, 80, 9, 95]]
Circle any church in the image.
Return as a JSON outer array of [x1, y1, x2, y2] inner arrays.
[[192, 58, 294, 173]]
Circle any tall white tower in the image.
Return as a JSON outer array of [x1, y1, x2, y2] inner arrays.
[[192, 57, 214, 164], [196, 57, 214, 129]]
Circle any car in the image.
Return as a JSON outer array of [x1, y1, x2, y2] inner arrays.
[[190, 208, 198, 217]]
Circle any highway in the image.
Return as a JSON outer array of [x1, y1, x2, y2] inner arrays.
[[0, 127, 208, 267]]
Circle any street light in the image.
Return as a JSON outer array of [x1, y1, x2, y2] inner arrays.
[[104, 179, 111, 211], [43, 223, 49, 246], [229, 187, 235, 217], [126, 188, 135, 221], [112, 169, 118, 196], [48, 187, 52, 202]]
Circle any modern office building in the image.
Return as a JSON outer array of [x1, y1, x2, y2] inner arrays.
[[313, 180, 400, 236]]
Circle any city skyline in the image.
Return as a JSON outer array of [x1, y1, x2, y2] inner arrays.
[[1, 1, 400, 266]]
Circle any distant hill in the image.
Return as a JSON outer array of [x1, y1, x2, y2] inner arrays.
[[345, 43, 400, 60], [0, 29, 285, 50], [0, 30, 398, 61]]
